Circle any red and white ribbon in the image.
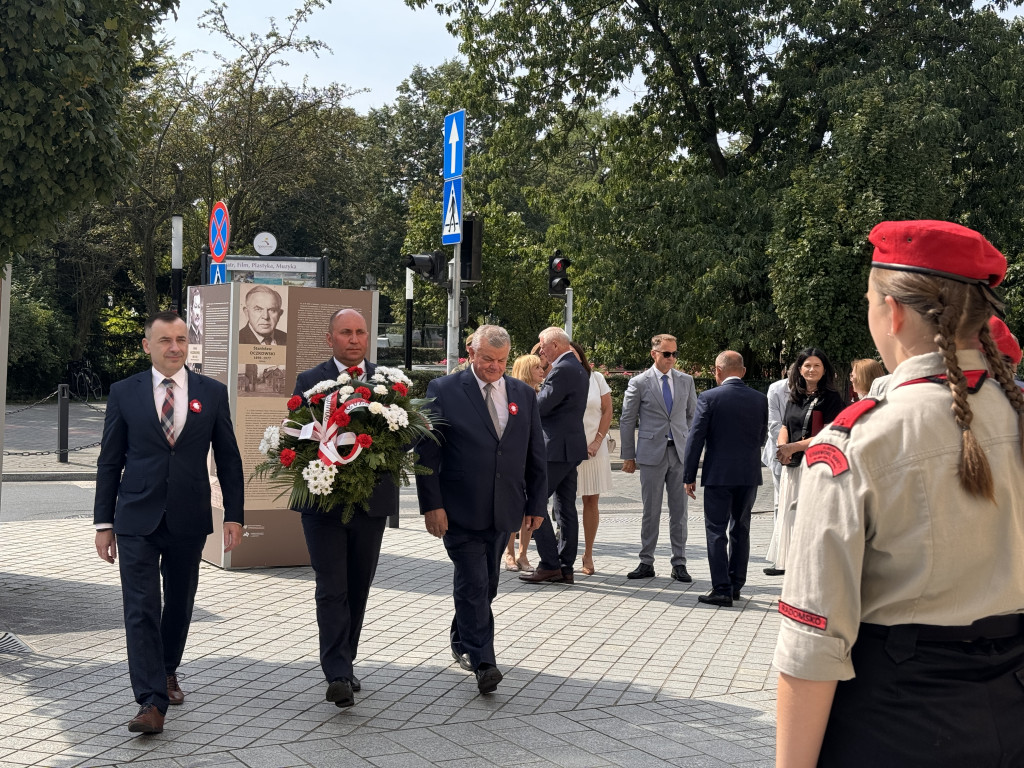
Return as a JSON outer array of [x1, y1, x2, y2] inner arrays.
[[280, 394, 372, 466]]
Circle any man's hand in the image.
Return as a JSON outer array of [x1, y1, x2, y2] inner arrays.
[[224, 522, 244, 552], [95, 530, 117, 563], [523, 515, 545, 532], [622, 458, 636, 474], [685, 482, 697, 500], [424, 508, 448, 538]]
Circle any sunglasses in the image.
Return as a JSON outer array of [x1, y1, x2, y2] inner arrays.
[[657, 350, 678, 358]]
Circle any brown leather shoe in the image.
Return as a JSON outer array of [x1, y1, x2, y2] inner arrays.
[[166, 674, 184, 705], [127, 703, 165, 734], [519, 567, 565, 583]]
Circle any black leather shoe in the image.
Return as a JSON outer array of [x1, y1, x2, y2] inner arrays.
[[561, 569, 574, 585], [475, 665, 503, 694], [627, 563, 655, 579], [763, 567, 786, 576], [351, 675, 361, 693], [451, 647, 473, 672], [326, 679, 354, 708], [697, 591, 733, 607], [732, 590, 742, 601], [671, 565, 692, 583]]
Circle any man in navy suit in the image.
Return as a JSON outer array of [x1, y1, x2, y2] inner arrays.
[[94, 312, 244, 734], [416, 325, 547, 694], [519, 326, 589, 585], [682, 351, 768, 607], [293, 308, 398, 709]]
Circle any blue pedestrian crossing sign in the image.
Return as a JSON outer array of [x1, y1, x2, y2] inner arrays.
[[442, 178, 462, 245], [443, 110, 465, 181], [210, 263, 226, 284]]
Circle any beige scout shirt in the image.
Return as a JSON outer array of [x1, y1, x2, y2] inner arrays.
[[773, 349, 1024, 682]]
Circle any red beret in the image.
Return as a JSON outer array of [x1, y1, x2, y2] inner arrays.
[[869, 220, 1005, 287], [989, 317, 1022, 366]]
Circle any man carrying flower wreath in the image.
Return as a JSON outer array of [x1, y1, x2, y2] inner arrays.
[[416, 325, 548, 694], [291, 308, 398, 709]]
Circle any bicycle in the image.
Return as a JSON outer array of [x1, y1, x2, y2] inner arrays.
[[68, 360, 103, 402]]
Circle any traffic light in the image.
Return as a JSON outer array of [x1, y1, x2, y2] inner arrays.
[[548, 250, 571, 296], [404, 250, 447, 285], [461, 212, 483, 283]]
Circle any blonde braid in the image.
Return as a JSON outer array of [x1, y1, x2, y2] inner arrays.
[[979, 324, 1024, 455], [931, 286, 995, 502]]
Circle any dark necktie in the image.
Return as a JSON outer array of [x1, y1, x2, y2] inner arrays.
[[484, 382, 502, 437], [161, 379, 175, 446], [662, 373, 674, 441]]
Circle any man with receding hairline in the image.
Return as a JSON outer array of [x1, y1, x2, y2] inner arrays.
[[682, 351, 768, 607]]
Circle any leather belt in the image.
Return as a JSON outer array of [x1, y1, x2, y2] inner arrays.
[[666, 440, 675, 448], [864, 614, 1024, 643]]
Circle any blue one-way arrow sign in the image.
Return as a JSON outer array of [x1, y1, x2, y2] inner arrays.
[[443, 110, 465, 181]]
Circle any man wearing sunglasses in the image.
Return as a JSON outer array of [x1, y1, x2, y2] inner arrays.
[[619, 334, 697, 581]]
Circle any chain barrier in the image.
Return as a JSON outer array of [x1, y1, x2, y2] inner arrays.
[[66, 391, 107, 413], [3, 391, 60, 416], [2, 441, 102, 457]]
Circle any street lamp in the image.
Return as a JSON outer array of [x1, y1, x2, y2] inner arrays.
[[171, 214, 183, 313]]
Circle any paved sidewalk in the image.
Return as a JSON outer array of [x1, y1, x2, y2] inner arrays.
[[2, 402, 105, 482], [0, 471, 781, 768]]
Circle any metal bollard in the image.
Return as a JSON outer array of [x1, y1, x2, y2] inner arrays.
[[57, 383, 70, 463]]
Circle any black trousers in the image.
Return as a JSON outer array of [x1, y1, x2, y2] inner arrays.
[[117, 518, 206, 713], [531, 460, 579, 574], [301, 511, 386, 683], [443, 527, 508, 669], [702, 485, 756, 595], [819, 623, 1024, 767]]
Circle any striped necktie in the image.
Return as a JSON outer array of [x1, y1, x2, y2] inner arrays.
[[161, 379, 175, 446]]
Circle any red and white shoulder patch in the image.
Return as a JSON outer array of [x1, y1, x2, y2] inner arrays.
[[805, 443, 850, 477], [779, 601, 828, 631], [829, 398, 878, 434]]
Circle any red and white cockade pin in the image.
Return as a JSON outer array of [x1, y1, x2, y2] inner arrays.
[[189, 399, 202, 413], [508, 402, 518, 415]]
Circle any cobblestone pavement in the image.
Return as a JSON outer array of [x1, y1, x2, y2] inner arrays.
[[0, 467, 782, 768]]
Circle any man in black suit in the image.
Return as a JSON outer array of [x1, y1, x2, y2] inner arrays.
[[238, 285, 287, 345], [94, 312, 244, 734], [293, 308, 396, 709], [416, 325, 547, 694], [520, 326, 589, 585], [682, 351, 768, 607]]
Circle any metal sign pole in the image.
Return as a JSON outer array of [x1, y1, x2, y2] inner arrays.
[[404, 269, 414, 371], [446, 245, 461, 374], [565, 286, 574, 338]]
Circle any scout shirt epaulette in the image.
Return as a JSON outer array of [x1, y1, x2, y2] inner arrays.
[[896, 369, 988, 394], [828, 398, 879, 435]]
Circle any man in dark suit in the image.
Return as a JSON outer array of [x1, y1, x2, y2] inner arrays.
[[292, 307, 396, 709], [238, 285, 287, 345], [520, 326, 589, 585], [94, 312, 244, 735], [682, 351, 768, 607], [417, 325, 547, 694]]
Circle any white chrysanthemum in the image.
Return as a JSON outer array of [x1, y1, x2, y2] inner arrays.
[[370, 373, 385, 383], [302, 460, 338, 495], [368, 402, 386, 415], [373, 366, 412, 386], [335, 372, 351, 385], [373, 384, 389, 395], [259, 426, 280, 454]]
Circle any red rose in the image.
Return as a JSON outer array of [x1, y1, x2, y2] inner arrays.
[[391, 383, 408, 396], [347, 366, 364, 377], [355, 386, 372, 400], [287, 395, 303, 411], [310, 393, 325, 405], [330, 410, 351, 428], [356, 433, 373, 448], [279, 449, 296, 467]]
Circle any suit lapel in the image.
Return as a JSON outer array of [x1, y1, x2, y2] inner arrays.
[[461, 370, 499, 441]]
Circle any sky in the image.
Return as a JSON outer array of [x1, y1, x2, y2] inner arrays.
[[159, 0, 464, 114]]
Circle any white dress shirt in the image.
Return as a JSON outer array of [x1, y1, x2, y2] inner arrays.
[[471, 369, 509, 433]]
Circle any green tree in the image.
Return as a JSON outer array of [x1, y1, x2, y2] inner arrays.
[[0, 0, 177, 260]]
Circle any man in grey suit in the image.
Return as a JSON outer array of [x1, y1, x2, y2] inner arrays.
[[761, 372, 790, 515], [619, 333, 697, 581]]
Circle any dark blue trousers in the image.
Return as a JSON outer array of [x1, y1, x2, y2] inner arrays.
[[443, 527, 508, 669], [116, 518, 206, 713], [531, 460, 580, 574], [302, 511, 386, 683], [702, 485, 756, 595]]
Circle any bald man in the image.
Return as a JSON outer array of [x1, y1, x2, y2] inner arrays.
[[682, 351, 768, 607]]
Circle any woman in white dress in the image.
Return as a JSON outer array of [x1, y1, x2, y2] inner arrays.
[[570, 342, 613, 575]]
